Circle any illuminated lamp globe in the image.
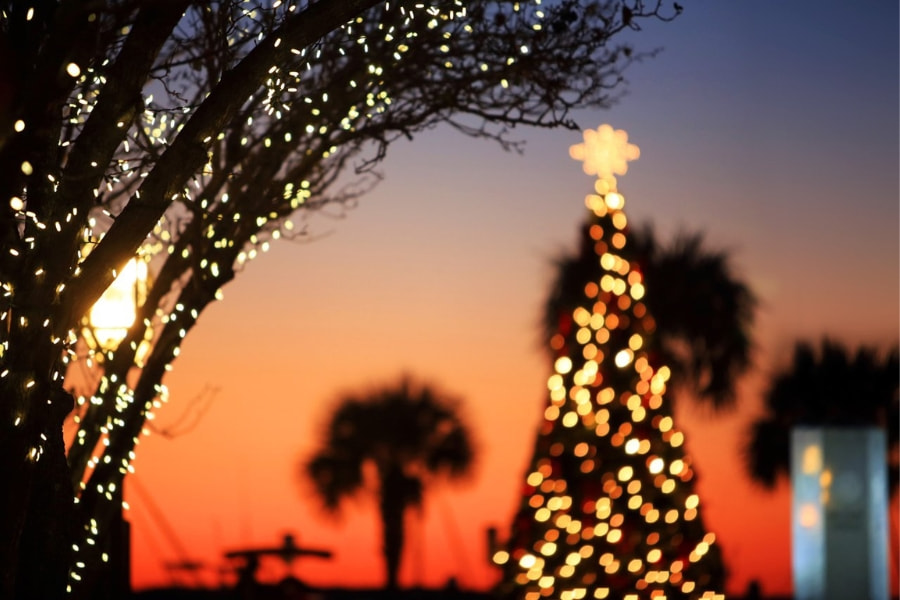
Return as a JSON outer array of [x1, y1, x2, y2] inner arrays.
[[86, 258, 150, 353]]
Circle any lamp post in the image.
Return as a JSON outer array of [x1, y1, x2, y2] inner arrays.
[[82, 256, 151, 599]]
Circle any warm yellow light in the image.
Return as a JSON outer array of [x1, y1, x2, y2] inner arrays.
[[555, 356, 573, 374], [605, 192, 624, 210], [519, 554, 537, 569], [600, 253, 617, 270], [527, 471, 544, 487], [695, 541, 709, 556], [88, 258, 149, 351], [802, 444, 823, 474], [547, 373, 564, 391], [628, 334, 643, 350], [630, 282, 645, 300], [798, 502, 819, 528], [585, 194, 608, 215], [614, 349, 633, 367], [576, 327, 592, 344], [569, 124, 640, 189], [626, 395, 642, 410], [573, 306, 591, 326], [556, 513, 573, 528]]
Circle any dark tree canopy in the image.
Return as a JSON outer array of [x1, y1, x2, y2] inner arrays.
[[0, 1, 679, 598], [744, 338, 899, 492], [544, 217, 756, 410], [303, 375, 475, 589]]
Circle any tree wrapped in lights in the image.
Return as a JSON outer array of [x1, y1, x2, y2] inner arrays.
[[494, 125, 726, 600], [1, 1, 682, 597]]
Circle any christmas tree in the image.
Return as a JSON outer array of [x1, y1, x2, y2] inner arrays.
[[494, 125, 726, 600]]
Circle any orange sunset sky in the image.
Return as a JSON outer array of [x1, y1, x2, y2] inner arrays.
[[86, 1, 898, 597]]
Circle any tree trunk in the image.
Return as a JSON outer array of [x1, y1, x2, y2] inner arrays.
[[0, 379, 74, 600], [379, 468, 408, 590]]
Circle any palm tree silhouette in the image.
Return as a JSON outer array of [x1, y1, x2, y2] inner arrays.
[[744, 338, 899, 493], [302, 376, 475, 590], [544, 218, 756, 410]]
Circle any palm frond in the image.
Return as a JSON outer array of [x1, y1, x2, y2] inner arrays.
[[745, 338, 899, 492], [542, 216, 756, 410]]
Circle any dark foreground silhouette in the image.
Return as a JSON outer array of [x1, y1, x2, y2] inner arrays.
[[133, 586, 806, 600], [302, 376, 475, 590], [134, 582, 491, 600]]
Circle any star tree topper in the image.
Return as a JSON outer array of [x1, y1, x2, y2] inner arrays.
[[569, 124, 640, 193]]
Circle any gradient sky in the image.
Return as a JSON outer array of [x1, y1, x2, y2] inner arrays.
[[118, 1, 898, 596]]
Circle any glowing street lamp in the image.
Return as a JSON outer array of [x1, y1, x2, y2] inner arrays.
[[83, 257, 149, 354]]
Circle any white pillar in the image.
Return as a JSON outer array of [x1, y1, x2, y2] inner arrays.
[[791, 427, 889, 600]]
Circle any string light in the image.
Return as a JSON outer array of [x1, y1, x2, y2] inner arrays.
[[0, 1, 683, 594]]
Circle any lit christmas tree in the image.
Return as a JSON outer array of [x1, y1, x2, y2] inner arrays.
[[494, 125, 726, 600]]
